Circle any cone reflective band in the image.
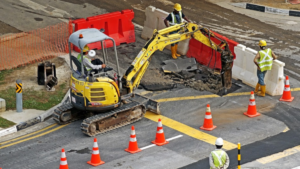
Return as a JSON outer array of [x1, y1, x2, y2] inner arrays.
[[280, 76, 294, 102], [200, 104, 216, 131], [59, 149, 69, 169], [125, 126, 141, 154], [152, 119, 169, 146], [87, 138, 105, 166], [244, 91, 260, 118]]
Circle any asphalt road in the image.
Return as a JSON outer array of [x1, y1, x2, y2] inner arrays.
[[1, 0, 300, 169]]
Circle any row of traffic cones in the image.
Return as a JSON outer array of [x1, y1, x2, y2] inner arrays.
[[59, 119, 168, 168], [200, 91, 260, 131], [125, 119, 169, 154], [58, 76, 294, 168], [59, 138, 105, 168], [200, 75, 295, 131]]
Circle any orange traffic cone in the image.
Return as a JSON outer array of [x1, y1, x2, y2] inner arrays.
[[152, 119, 169, 146], [125, 126, 141, 154], [244, 91, 261, 118], [59, 149, 69, 169], [87, 138, 105, 166], [200, 104, 217, 131], [280, 76, 294, 102]]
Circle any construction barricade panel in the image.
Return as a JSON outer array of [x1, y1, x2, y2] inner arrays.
[[72, 10, 135, 52]]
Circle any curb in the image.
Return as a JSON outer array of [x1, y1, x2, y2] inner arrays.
[[0, 125, 17, 137], [0, 90, 70, 138], [16, 90, 70, 131], [232, 3, 300, 17]]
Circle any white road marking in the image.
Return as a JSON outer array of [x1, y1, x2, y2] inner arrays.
[[292, 167, 300, 169], [19, 0, 72, 22], [140, 135, 183, 150]]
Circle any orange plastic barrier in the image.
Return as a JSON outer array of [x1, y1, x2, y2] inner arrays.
[[0, 21, 72, 71], [72, 10, 135, 52], [186, 31, 238, 70]]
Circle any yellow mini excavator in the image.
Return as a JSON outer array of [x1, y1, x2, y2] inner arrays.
[[52, 22, 233, 136]]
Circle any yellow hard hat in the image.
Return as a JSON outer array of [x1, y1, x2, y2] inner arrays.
[[174, 3, 182, 11], [258, 40, 267, 47], [83, 45, 89, 52]]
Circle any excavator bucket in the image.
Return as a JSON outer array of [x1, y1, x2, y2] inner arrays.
[[131, 94, 161, 114]]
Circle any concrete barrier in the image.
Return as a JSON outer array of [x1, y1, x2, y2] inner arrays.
[[141, 6, 190, 55], [232, 45, 285, 96]]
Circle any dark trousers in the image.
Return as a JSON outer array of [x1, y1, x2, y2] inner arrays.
[[91, 59, 103, 74]]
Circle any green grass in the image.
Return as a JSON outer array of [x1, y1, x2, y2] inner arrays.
[[0, 83, 68, 111], [0, 116, 15, 128], [0, 69, 14, 85]]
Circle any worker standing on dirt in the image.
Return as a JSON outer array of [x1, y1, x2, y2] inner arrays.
[[209, 137, 230, 169], [77, 46, 106, 74], [164, 3, 191, 59], [253, 40, 277, 97]]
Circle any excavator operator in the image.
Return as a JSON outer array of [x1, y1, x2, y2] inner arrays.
[[77, 46, 106, 74], [164, 3, 191, 59]]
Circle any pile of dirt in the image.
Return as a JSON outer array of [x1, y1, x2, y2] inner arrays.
[[140, 68, 175, 91], [140, 65, 225, 94], [231, 0, 300, 10]]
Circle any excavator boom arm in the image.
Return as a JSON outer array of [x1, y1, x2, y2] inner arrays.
[[122, 22, 233, 93]]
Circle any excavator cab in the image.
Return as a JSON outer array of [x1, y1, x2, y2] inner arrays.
[[67, 28, 121, 113]]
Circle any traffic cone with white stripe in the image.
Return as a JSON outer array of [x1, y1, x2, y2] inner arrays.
[[244, 91, 261, 118], [59, 148, 69, 169], [87, 138, 105, 166], [280, 76, 294, 102], [200, 104, 217, 131], [152, 119, 169, 146], [125, 126, 141, 154]]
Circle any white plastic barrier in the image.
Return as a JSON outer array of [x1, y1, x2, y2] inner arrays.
[[232, 44, 246, 80], [141, 6, 190, 55], [232, 45, 285, 96]]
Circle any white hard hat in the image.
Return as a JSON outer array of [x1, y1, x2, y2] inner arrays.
[[88, 50, 96, 57], [215, 137, 223, 146]]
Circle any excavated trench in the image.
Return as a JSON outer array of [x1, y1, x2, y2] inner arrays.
[[140, 65, 241, 96]]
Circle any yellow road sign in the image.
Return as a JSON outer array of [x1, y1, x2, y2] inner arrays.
[[16, 83, 22, 93]]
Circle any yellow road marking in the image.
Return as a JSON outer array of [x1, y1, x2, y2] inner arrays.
[[257, 145, 300, 164], [291, 88, 300, 91], [224, 92, 250, 97], [156, 94, 219, 102], [0, 124, 69, 149], [283, 127, 290, 133], [155, 88, 300, 103], [0, 123, 57, 145], [144, 111, 237, 150]]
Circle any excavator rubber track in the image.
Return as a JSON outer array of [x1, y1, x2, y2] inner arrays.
[[80, 100, 145, 137], [52, 102, 81, 125]]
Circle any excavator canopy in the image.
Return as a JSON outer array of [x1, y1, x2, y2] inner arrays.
[[68, 28, 113, 49]]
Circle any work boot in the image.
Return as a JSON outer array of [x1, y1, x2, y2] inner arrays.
[[257, 85, 266, 97], [171, 46, 177, 59], [174, 44, 181, 57], [254, 83, 260, 93]]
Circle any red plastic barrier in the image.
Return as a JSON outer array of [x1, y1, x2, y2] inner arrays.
[[72, 10, 136, 52], [186, 31, 238, 70]]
